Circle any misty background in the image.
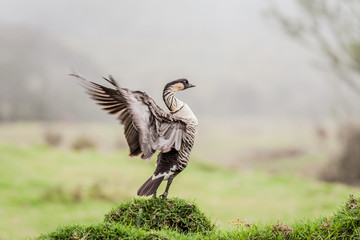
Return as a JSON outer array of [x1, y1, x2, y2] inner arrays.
[[0, 0, 341, 122], [2, 1, 360, 238]]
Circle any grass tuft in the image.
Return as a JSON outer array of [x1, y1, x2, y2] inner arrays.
[[37, 223, 171, 240], [37, 195, 360, 239], [226, 194, 360, 239], [71, 135, 96, 151], [104, 197, 215, 234]]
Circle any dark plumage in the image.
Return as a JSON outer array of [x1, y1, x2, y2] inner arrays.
[[71, 73, 198, 198]]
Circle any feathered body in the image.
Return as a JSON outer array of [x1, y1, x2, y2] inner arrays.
[[72, 74, 198, 198]]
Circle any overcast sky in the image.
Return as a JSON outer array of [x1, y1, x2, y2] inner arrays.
[[0, 0, 315, 76], [0, 0, 337, 120]]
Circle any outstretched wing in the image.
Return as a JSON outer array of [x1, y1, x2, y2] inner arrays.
[[71, 73, 186, 159]]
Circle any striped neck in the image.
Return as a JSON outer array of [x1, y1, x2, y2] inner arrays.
[[163, 88, 184, 112]]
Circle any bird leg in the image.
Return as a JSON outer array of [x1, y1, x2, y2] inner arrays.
[[159, 174, 176, 198], [159, 192, 168, 199]]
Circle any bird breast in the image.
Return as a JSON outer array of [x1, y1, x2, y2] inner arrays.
[[173, 104, 198, 124]]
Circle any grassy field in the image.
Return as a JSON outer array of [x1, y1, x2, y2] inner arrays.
[[0, 141, 358, 239], [38, 195, 360, 239]]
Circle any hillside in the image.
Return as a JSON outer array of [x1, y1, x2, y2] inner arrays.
[[37, 195, 360, 239], [0, 143, 358, 239]]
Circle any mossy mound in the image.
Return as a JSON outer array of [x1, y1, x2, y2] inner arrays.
[[37, 223, 179, 240], [104, 197, 214, 234], [37, 195, 360, 239]]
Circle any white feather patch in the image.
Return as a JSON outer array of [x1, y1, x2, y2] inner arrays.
[[152, 165, 178, 181], [152, 172, 167, 180]]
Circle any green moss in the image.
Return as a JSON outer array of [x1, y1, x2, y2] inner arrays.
[[38, 195, 360, 239], [37, 197, 214, 240], [37, 223, 169, 240], [224, 194, 360, 239], [104, 197, 215, 234]]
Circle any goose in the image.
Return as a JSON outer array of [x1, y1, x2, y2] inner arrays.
[[71, 73, 198, 198]]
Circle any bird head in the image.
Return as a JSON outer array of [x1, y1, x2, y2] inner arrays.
[[164, 78, 195, 93]]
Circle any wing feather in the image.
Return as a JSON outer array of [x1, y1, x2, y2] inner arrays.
[[71, 73, 186, 159]]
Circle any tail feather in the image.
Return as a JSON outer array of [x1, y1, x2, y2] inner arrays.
[[137, 176, 164, 196]]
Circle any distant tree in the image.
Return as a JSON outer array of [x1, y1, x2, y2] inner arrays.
[[268, 0, 360, 105], [268, 0, 360, 185]]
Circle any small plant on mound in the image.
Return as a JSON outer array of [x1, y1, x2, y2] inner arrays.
[[104, 197, 214, 234], [326, 194, 360, 238]]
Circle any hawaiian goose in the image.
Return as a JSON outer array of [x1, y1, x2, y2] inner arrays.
[[71, 74, 198, 198]]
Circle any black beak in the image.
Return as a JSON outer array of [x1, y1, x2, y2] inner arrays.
[[187, 83, 196, 88]]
